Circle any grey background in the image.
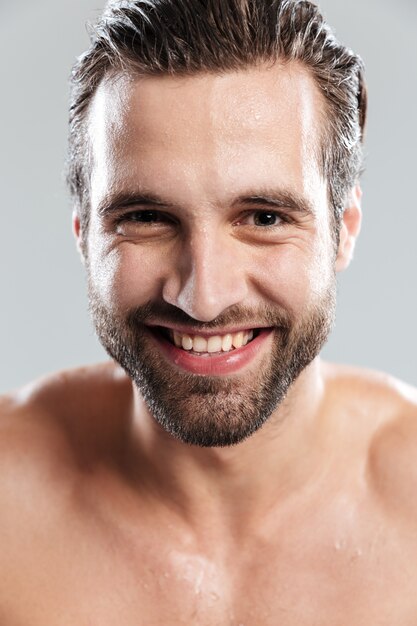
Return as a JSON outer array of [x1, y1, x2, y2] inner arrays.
[[0, 0, 416, 393]]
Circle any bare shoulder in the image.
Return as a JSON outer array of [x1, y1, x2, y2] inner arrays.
[[0, 363, 125, 576], [0, 361, 133, 497], [322, 361, 417, 412], [366, 373, 417, 520], [0, 360, 128, 425], [0, 361, 134, 569], [0, 373, 77, 545], [324, 362, 417, 521]]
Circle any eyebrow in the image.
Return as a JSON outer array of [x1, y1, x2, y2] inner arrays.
[[96, 188, 315, 218], [97, 191, 174, 217], [235, 191, 315, 217]]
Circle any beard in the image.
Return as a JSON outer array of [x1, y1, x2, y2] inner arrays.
[[88, 278, 336, 448]]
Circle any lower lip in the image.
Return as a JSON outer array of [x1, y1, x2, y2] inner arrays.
[[146, 327, 274, 376]]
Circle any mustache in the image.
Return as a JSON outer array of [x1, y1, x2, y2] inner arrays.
[[125, 301, 293, 332]]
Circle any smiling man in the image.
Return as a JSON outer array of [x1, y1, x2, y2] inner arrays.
[[1, 1, 417, 624], [85, 62, 338, 449]]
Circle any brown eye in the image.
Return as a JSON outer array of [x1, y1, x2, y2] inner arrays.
[[253, 211, 280, 226], [114, 209, 177, 240], [126, 210, 162, 222]]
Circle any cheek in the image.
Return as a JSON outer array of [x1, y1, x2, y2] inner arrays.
[[88, 240, 166, 312], [253, 237, 333, 311]]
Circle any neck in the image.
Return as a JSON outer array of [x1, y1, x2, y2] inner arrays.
[[127, 358, 332, 533]]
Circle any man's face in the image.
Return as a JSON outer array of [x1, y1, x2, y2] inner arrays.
[[81, 62, 338, 447]]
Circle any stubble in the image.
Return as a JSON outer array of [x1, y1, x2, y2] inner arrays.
[[88, 277, 336, 447]]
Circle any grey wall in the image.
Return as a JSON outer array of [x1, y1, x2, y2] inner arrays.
[[0, 0, 416, 393]]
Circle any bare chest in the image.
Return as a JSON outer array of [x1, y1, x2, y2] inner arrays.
[[2, 511, 417, 626]]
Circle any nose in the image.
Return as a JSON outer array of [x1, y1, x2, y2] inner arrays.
[[162, 229, 249, 322]]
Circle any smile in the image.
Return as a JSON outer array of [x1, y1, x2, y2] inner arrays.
[[146, 325, 273, 376], [162, 328, 256, 354]]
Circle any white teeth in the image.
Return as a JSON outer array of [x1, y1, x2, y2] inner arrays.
[[181, 334, 193, 350], [193, 336, 208, 352], [170, 329, 256, 353], [207, 336, 223, 353], [232, 331, 244, 349], [221, 334, 233, 352]]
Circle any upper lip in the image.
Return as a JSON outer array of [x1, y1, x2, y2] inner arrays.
[[146, 323, 273, 337]]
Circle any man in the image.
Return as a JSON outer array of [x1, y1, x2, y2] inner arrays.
[[1, 0, 416, 623]]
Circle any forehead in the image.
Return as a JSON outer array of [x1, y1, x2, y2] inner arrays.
[[87, 62, 326, 209]]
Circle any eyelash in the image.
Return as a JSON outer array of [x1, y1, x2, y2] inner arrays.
[[236, 210, 292, 228], [115, 209, 292, 228], [115, 210, 172, 225]]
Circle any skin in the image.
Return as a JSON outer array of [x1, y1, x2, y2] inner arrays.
[[1, 62, 417, 625]]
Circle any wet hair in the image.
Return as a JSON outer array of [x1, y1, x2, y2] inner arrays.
[[67, 0, 367, 235]]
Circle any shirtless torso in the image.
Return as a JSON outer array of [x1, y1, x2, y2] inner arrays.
[[1, 360, 417, 626]]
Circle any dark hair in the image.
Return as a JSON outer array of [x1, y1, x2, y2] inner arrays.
[[67, 0, 367, 234]]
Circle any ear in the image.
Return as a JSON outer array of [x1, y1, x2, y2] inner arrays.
[[335, 185, 362, 272], [72, 210, 86, 265]]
